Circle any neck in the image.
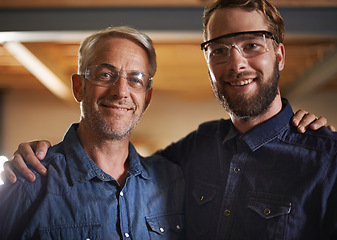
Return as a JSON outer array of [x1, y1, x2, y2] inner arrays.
[[77, 122, 130, 185], [231, 95, 283, 134]]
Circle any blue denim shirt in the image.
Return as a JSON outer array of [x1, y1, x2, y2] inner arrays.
[[0, 124, 185, 240], [160, 99, 337, 240]]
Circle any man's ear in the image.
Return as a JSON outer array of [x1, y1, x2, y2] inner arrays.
[[144, 88, 153, 111], [72, 74, 83, 103], [276, 43, 285, 71]]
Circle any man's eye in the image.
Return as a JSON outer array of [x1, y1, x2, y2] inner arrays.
[[210, 46, 228, 56], [128, 77, 144, 86], [97, 71, 117, 80], [247, 43, 259, 49], [243, 42, 263, 51], [97, 72, 109, 79]]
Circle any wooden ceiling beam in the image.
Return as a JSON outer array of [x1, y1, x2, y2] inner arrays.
[[2, 42, 73, 102]]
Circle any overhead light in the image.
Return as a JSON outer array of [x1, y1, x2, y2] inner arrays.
[[3, 41, 72, 101]]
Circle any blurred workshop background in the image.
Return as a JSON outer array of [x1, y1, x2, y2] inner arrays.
[[0, 0, 336, 177]]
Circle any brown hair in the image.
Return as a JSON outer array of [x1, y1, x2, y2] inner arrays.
[[202, 0, 285, 44]]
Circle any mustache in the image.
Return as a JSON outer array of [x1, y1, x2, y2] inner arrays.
[[229, 71, 263, 79]]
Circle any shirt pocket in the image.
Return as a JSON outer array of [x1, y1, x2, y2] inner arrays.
[[187, 182, 217, 237], [146, 213, 184, 239], [242, 193, 292, 239], [39, 223, 102, 240]]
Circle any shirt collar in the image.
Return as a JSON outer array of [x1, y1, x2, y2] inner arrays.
[[62, 123, 150, 186], [242, 98, 293, 151], [225, 98, 293, 151]]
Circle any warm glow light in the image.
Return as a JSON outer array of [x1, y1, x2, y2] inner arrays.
[[3, 41, 72, 101], [0, 156, 9, 185]]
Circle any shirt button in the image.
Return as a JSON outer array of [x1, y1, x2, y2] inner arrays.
[[159, 227, 165, 233], [224, 209, 231, 216], [124, 233, 130, 238], [176, 225, 180, 230], [264, 208, 271, 216], [120, 191, 124, 197]]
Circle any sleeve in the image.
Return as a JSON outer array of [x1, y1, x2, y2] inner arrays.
[[156, 130, 197, 167], [0, 181, 33, 239]]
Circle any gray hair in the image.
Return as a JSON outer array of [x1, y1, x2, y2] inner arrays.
[[78, 26, 157, 78]]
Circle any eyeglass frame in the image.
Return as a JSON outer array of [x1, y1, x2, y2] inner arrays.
[[200, 30, 276, 51], [81, 63, 153, 93]]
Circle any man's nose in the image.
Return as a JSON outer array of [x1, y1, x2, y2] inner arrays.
[[227, 44, 247, 73], [109, 76, 129, 98], [230, 44, 244, 57]]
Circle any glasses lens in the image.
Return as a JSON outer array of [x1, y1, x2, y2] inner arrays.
[[126, 71, 148, 92], [85, 65, 151, 92], [205, 32, 270, 64], [85, 65, 117, 84]]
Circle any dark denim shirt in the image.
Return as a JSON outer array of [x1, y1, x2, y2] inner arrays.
[[160, 99, 337, 240], [0, 124, 185, 240]]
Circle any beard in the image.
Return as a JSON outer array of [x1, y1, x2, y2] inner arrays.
[[80, 94, 143, 141], [211, 59, 280, 120]]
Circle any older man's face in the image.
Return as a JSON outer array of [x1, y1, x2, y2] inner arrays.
[[78, 37, 152, 140]]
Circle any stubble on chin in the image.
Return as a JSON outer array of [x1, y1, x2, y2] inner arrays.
[[212, 61, 280, 119], [80, 100, 140, 141]]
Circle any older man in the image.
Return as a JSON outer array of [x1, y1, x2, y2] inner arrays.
[[0, 26, 184, 239]]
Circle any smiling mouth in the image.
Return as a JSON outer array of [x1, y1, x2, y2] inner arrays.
[[229, 79, 254, 86], [101, 104, 133, 111]]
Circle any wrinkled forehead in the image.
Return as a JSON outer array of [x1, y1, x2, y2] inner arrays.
[[91, 37, 149, 72]]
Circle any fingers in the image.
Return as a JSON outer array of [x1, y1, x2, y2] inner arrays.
[[1, 161, 17, 184], [17, 141, 49, 177], [292, 109, 308, 127], [12, 152, 36, 182], [33, 140, 51, 160], [292, 109, 333, 133], [292, 110, 316, 133], [327, 125, 336, 132], [308, 116, 328, 130]]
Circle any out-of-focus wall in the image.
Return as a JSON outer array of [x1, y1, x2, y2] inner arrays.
[[2, 89, 80, 158]]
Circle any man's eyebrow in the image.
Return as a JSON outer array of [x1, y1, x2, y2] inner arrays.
[[100, 63, 117, 69]]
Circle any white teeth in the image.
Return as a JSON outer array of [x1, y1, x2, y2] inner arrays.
[[103, 105, 129, 111], [230, 79, 253, 86], [115, 107, 128, 111]]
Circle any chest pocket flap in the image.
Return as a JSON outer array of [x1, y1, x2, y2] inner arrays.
[[146, 214, 184, 235], [248, 199, 292, 219], [192, 184, 216, 205]]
